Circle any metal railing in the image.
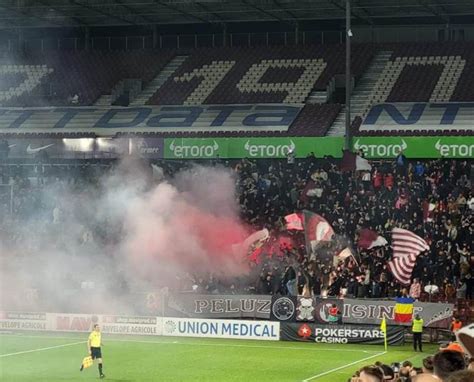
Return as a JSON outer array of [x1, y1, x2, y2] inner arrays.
[[0, 31, 341, 53]]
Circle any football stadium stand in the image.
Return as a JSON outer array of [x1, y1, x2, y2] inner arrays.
[[147, 45, 374, 105], [0, 51, 175, 107], [0, 43, 473, 137], [1, 2, 474, 381]]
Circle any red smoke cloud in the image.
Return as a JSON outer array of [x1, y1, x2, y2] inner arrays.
[[122, 181, 251, 284]]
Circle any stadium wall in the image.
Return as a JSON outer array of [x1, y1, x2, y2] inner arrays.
[[0, 312, 280, 341], [0, 312, 404, 345], [0, 311, 409, 345]]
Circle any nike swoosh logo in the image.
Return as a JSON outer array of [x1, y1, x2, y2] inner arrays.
[[26, 144, 54, 154]]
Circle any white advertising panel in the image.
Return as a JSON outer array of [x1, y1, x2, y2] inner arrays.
[[0, 311, 49, 331], [100, 315, 162, 336], [162, 317, 280, 341]]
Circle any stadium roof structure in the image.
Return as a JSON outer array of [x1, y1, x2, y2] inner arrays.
[[0, 0, 474, 29]]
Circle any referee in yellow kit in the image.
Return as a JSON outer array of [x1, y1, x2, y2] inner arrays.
[[80, 323, 105, 378]]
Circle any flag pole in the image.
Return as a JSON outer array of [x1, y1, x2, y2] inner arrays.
[[381, 317, 388, 352]]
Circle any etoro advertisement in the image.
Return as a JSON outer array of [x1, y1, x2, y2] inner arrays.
[[164, 137, 343, 159], [2, 136, 472, 160], [352, 137, 474, 159], [163, 136, 473, 159]]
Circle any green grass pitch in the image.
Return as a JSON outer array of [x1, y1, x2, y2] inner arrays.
[[0, 332, 437, 381]]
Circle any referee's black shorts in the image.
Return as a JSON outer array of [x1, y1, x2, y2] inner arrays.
[[91, 347, 102, 359]]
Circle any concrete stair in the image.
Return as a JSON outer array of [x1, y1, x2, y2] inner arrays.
[[94, 94, 113, 107], [306, 90, 327, 104], [326, 50, 393, 136], [130, 55, 188, 106]]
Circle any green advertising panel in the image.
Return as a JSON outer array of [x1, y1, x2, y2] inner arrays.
[[353, 136, 474, 159], [164, 138, 228, 159], [163, 136, 474, 159], [164, 137, 344, 159], [227, 137, 344, 159]]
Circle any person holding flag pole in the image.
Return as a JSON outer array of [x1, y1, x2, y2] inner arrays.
[[80, 323, 105, 378], [380, 317, 388, 352]]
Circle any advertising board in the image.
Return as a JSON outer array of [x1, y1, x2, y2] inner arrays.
[[281, 322, 405, 345], [162, 317, 280, 341], [0, 311, 49, 331]]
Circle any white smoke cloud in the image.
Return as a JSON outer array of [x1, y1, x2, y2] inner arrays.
[[0, 158, 250, 314]]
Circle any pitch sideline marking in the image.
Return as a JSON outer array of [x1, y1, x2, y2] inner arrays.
[[111, 337, 376, 353], [0, 340, 86, 358], [0, 333, 379, 354], [301, 351, 387, 381]]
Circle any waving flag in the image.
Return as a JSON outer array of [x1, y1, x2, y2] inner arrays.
[[81, 355, 93, 369], [333, 247, 354, 266], [232, 229, 270, 263], [285, 213, 304, 231], [303, 210, 334, 254], [358, 228, 388, 250], [388, 228, 429, 285], [394, 296, 415, 323], [380, 318, 388, 350], [336, 247, 353, 260], [423, 201, 436, 223], [340, 150, 372, 172]]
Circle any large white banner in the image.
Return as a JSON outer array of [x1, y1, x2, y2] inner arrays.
[[100, 315, 162, 336], [162, 317, 280, 341], [0, 312, 163, 335], [50, 313, 163, 335], [51, 313, 98, 332], [0, 311, 49, 331], [0, 312, 280, 341]]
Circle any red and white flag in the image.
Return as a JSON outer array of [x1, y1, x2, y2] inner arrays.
[[336, 247, 353, 260], [333, 247, 353, 266], [232, 229, 270, 263], [340, 150, 372, 172], [388, 228, 430, 285], [303, 210, 334, 253], [285, 213, 304, 231], [423, 201, 436, 223], [357, 228, 388, 250]]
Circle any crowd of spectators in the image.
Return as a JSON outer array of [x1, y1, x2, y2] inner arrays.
[[0, 153, 473, 305], [235, 154, 473, 304], [350, 345, 474, 381]]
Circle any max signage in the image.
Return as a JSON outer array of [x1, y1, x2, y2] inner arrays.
[[0, 105, 301, 134]]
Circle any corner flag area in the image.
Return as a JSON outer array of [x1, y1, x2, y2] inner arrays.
[[0, 332, 437, 381]]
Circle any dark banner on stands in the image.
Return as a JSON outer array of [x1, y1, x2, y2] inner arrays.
[[286, 297, 453, 328], [296, 297, 343, 324], [157, 294, 452, 326], [270, 296, 297, 321], [343, 299, 453, 328], [165, 294, 272, 319], [281, 323, 405, 345]]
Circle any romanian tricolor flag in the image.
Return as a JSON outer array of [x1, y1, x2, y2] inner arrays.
[[394, 297, 415, 323]]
